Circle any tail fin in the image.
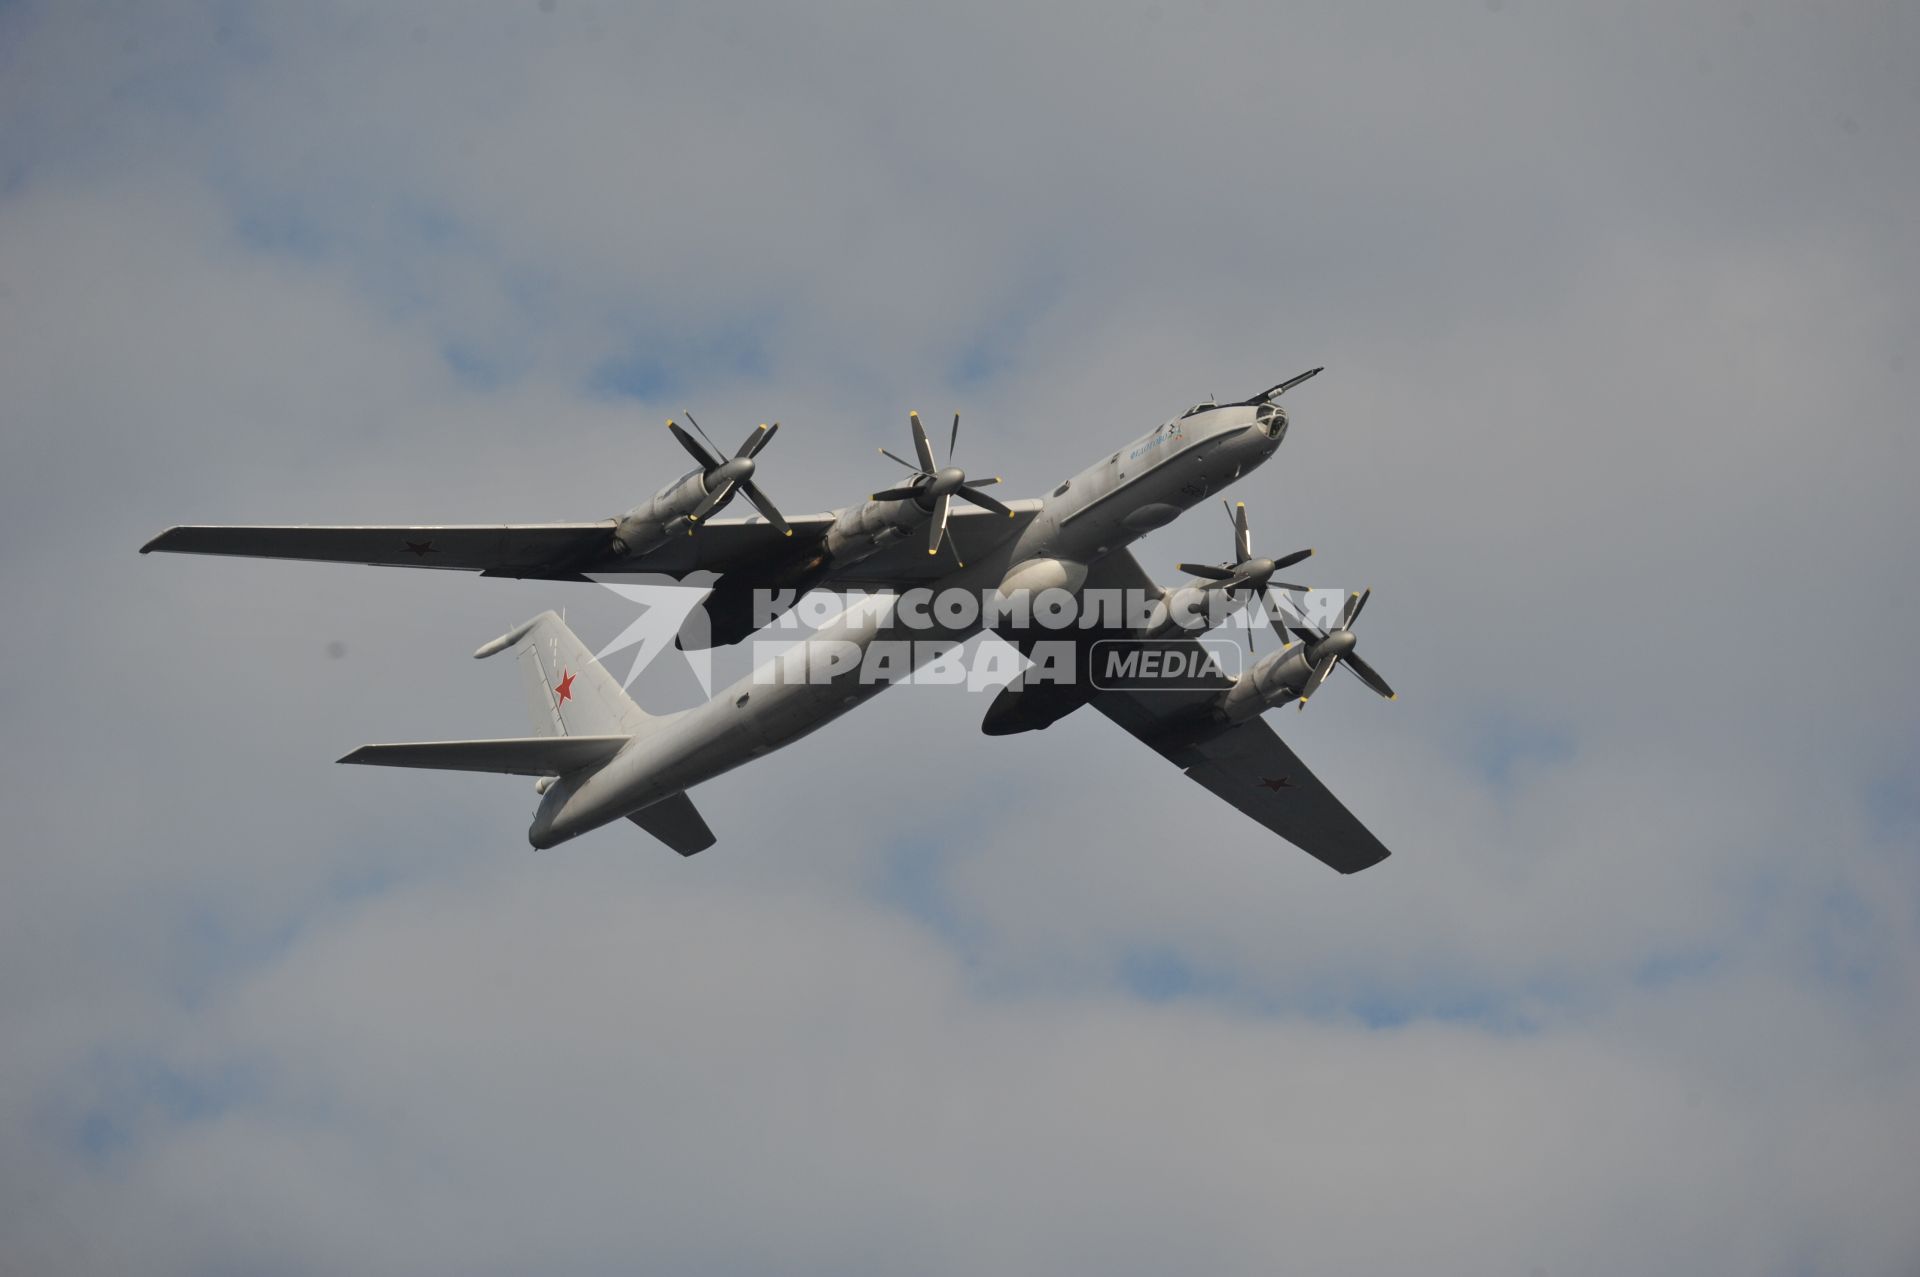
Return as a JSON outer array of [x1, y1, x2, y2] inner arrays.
[[475, 610, 654, 738]]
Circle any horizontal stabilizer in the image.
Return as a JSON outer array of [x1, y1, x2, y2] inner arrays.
[[338, 735, 628, 776], [627, 792, 716, 856]]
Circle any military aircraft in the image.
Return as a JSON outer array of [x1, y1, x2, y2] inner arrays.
[[141, 369, 1398, 872]]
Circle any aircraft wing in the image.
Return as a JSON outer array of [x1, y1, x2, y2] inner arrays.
[[1092, 699, 1391, 874], [1080, 548, 1391, 874], [140, 513, 837, 580], [139, 501, 1041, 586]]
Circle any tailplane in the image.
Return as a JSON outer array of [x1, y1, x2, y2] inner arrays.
[[338, 735, 628, 775]]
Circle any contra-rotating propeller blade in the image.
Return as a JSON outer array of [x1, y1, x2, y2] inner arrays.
[[908, 411, 938, 472], [668, 420, 722, 470], [1344, 651, 1396, 700], [1298, 653, 1341, 706], [928, 492, 952, 556], [955, 484, 1011, 516], [689, 480, 737, 523], [738, 480, 790, 535], [741, 421, 779, 458]]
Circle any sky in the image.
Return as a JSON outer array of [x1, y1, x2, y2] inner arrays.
[[1, 0, 1917, 1272]]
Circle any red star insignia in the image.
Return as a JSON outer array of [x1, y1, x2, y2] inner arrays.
[[403, 540, 437, 557], [553, 670, 575, 703], [1257, 775, 1293, 791]]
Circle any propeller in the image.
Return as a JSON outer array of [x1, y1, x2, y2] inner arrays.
[[668, 412, 791, 535], [1292, 586, 1396, 710], [1176, 501, 1315, 650], [872, 410, 1013, 561]]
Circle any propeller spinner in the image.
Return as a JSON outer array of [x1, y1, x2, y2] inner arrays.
[[872, 410, 1013, 560]]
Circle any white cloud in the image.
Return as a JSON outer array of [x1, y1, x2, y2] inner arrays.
[[1, 0, 1917, 1272]]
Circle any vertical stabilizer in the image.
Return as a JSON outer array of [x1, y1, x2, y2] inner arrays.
[[476, 610, 655, 737]]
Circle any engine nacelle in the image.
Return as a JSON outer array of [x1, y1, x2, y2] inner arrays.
[[1141, 584, 1216, 638], [822, 498, 924, 568], [611, 469, 708, 556], [1217, 643, 1312, 723]]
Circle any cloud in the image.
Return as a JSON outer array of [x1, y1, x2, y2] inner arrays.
[[1, 0, 1917, 1272]]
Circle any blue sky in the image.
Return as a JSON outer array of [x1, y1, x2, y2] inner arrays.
[[1, 1, 1917, 1273]]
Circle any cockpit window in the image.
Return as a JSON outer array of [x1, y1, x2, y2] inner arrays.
[[1180, 401, 1217, 419]]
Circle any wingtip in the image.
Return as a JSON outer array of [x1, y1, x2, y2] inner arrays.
[[1338, 847, 1390, 875]]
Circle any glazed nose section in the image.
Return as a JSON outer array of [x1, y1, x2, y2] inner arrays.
[[1256, 402, 1289, 442]]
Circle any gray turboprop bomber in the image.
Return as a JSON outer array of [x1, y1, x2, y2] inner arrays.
[[142, 369, 1398, 873]]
